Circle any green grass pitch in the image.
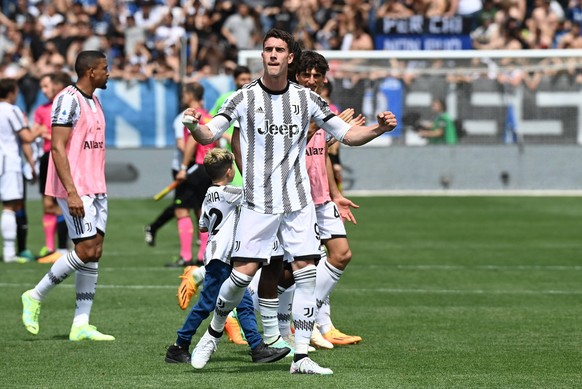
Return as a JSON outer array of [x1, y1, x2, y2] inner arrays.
[[1, 196, 581, 388]]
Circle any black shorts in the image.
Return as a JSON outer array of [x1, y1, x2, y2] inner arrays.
[[174, 164, 211, 210], [38, 152, 50, 195]]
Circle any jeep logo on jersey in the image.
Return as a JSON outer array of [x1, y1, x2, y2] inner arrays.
[[258, 120, 299, 138]]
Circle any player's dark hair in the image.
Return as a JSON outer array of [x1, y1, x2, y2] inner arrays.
[[233, 65, 251, 79], [183, 82, 205, 101], [287, 40, 303, 82], [74, 50, 106, 78], [296, 50, 329, 76], [0, 78, 18, 99], [263, 28, 295, 53], [204, 148, 234, 182]]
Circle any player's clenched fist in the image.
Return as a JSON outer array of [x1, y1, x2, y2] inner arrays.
[[377, 111, 397, 133]]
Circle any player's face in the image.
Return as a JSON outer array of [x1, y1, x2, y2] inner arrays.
[[296, 68, 326, 93], [235, 72, 252, 89], [262, 38, 292, 79], [40, 76, 55, 100], [91, 58, 109, 90]]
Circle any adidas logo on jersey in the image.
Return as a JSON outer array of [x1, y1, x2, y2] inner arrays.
[[256, 107, 264, 113], [258, 120, 299, 138]]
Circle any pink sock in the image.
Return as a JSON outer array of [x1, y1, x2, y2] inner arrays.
[[42, 213, 57, 251], [197, 231, 208, 262], [177, 217, 193, 262]]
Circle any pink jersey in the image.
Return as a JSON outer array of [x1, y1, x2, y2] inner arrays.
[[306, 129, 330, 206], [34, 102, 52, 153], [182, 107, 215, 165], [45, 87, 107, 198]]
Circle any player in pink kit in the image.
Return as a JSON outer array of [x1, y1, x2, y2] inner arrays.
[[34, 72, 72, 262], [299, 51, 362, 346], [21, 51, 115, 341]]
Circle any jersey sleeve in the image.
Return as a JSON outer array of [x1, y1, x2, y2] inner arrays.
[[10, 106, 28, 132], [308, 90, 350, 142], [51, 92, 78, 127]]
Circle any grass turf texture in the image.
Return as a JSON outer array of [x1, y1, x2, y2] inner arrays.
[[1, 196, 581, 388]]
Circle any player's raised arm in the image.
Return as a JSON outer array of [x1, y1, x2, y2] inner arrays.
[[182, 109, 231, 146], [341, 111, 397, 146]]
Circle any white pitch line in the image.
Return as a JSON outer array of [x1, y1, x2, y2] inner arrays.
[[337, 288, 582, 295], [1, 283, 580, 295]]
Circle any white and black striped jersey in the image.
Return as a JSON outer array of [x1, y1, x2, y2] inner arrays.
[[51, 85, 100, 128], [200, 184, 243, 264], [0, 101, 28, 172], [209, 79, 350, 214]]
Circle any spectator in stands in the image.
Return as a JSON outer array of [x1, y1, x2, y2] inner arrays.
[[38, 3, 65, 41], [418, 0, 448, 17], [471, 14, 500, 49], [493, 0, 526, 27], [376, 0, 415, 20], [526, 0, 563, 48], [220, 2, 261, 53], [340, 9, 374, 50], [557, 21, 582, 47], [566, 0, 582, 28]]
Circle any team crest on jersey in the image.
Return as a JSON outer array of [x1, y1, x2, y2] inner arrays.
[[291, 101, 300, 115]]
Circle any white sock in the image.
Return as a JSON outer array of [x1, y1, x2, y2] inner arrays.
[[247, 268, 261, 311], [193, 265, 205, 287], [31, 251, 84, 301], [317, 296, 333, 334], [315, 258, 343, 332], [259, 297, 280, 343], [210, 269, 253, 334], [292, 265, 317, 355], [315, 258, 343, 310], [1, 209, 17, 261], [73, 261, 98, 326], [278, 284, 294, 337]]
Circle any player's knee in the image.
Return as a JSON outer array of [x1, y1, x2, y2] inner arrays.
[[328, 248, 351, 269]]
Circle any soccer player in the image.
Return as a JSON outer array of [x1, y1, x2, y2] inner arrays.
[[246, 51, 364, 351], [165, 82, 215, 268], [165, 148, 290, 365], [21, 51, 115, 341], [183, 28, 397, 375], [34, 71, 73, 263], [0, 78, 42, 263], [295, 50, 362, 345]]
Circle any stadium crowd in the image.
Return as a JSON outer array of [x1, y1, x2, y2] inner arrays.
[[1, 0, 580, 99]]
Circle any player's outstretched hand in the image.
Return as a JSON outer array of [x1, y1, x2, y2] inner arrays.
[[333, 195, 359, 225], [377, 111, 397, 133]]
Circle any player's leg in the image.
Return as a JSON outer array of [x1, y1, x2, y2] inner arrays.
[[145, 169, 178, 246], [236, 289, 291, 363], [15, 179, 33, 261], [282, 205, 333, 375], [191, 208, 276, 369], [168, 259, 231, 363], [1, 172, 27, 263], [38, 152, 56, 255], [22, 195, 113, 340], [257, 250, 284, 345], [315, 202, 361, 344]]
